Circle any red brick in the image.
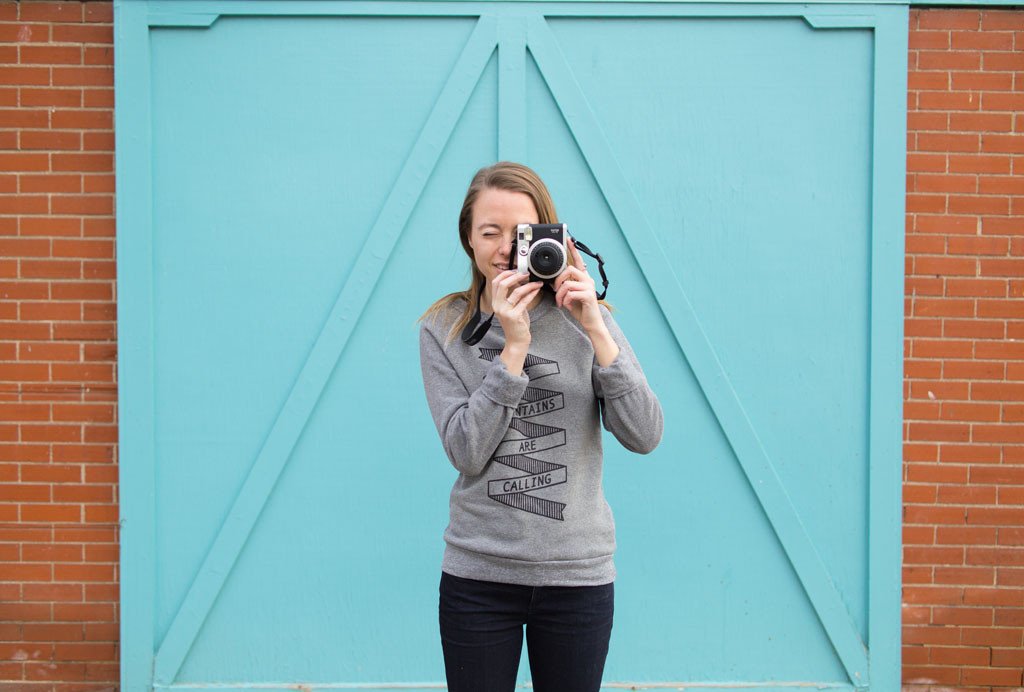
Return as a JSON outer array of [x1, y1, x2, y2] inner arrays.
[[52, 642, 115, 662], [82, 174, 114, 194], [917, 173, 978, 193], [52, 564, 111, 583], [942, 401, 1002, 421], [82, 505, 116, 523], [949, 153, 1012, 174], [981, 10, 1024, 31], [991, 646, 1024, 666], [50, 364, 112, 383], [18, 2, 84, 23], [51, 24, 112, 44], [938, 487, 997, 509], [20, 217, 81, 237], [913, 339, 975, 359], [962, 666, 1024, 686], [913, 298, 976, 318], [52, 485, 111, 503], [907, 400, 941, 419], [909, 419, 970, 440], [51, 282, 111, 301], [949, 195, 1010, 215], [19, 88, 82, 108], [983, 91, 1024, 111], [51, 154, 111, 173], [82, 131, 114, 152], [909, 69, 950, 90], [976, 339, 1024, 359], [20, 504, 80, 523], [959, 355, 1003, 384], [919, 90, 983, 111], [994, 608, 1024, 626], [21, 465, 80, 484], [908, 111, 949, 132], [19, 260, 81, 280], [50, 195, 113, 216], [51, 603, 113, 622], [944, 319, 1004, 340], [998, 568, 1024, 586], [0, 483, 50, 502], [51, 240, 112, 260], [918, 133, 982, 153], [906, 585, 965, 605], [919, 10, 981, 30], [20, 301, 82, 322], [19, 45, 82, 65], [906, 463, 970, 485], [0, 194, 48, 214], [979, 174, 1024, 194], [907, 196, 946, 219], [970, 423, 1024, 446], [981, 258, 1024, 276], [936, 566, 997, 585], [951, 72, 1016, 94], [930, 645, 990, 665], [951, 29, 1015, 50], [51, 67, 112, 88], [962, 625, 1022, 646], [911, 380, 971, 400], [0, 66, 50, 86], [932, 606, 994, 625], [982, 133, 1024, 153], [978, 299, 1024, 319], [21, 174, 83, 194], [904, 624, 962, 645], [946, 278, 1007, 296], [952, 112, 1016, 137], [984, 51, 1024, 72]]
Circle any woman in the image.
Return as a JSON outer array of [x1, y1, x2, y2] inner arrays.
[[418, 161, 663, 692]]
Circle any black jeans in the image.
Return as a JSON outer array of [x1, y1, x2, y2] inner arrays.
[[438, 571, 614, 692]]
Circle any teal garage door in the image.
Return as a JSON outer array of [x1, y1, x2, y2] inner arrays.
[[115, 2, 905, 690]]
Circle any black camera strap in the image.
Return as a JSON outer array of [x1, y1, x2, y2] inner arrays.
[[460, 237, 610, 346], [571, 239, 608, 301]]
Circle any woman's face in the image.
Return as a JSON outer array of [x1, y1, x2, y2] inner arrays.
[[468, 187, 540, 286]]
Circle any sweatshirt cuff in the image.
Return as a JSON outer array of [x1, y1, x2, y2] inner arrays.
[[594, 352, 644, 400], [480, 356, 530, 408]]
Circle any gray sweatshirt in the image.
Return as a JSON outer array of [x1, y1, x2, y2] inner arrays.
[[419, 290, 663, 586]]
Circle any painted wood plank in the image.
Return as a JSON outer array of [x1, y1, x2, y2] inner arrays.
[[526, 13, 870, 686], [143, 0, 1024, 14], [867, 7, 908, 692], [151, 15, 499, 684], [499, 16, 528, 162], [114, 2, 157, 691]]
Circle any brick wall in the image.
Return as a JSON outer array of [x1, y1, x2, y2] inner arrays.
[[904, 7, 1024, 691], [0, 1, 118, 689], [0, 2, 1022, 691]]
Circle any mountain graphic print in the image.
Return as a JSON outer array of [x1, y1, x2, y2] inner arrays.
[[478, 348, 567, 520]]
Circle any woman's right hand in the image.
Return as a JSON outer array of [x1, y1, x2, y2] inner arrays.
[[490, 270, 543, 348]]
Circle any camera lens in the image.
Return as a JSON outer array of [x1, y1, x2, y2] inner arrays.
[[530, 241, 565, 279]]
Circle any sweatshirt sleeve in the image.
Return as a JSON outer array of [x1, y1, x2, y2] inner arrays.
[[592, 307, 664, 454], [419, 320, 530, 476]]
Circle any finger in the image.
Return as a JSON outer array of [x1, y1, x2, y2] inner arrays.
[[496, 272, 529, 296], [559, 279, 595, 294], [569, 238, 586, 270], [511, 283, 543, 314], [563, 288, 593, 310], [507, 281, 543, 303]]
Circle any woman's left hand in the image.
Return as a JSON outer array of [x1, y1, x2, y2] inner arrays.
[[554, 237, 604, 334]]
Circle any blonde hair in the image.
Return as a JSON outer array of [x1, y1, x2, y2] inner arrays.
[[419, 161, 558, 343]]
